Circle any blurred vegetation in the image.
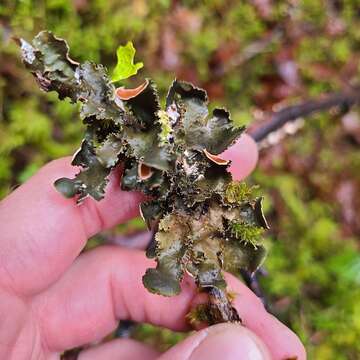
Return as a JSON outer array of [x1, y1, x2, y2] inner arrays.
[[1, 1, 360, 358]]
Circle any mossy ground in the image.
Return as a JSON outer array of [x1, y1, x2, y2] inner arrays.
[[1, 1, 360, 358]]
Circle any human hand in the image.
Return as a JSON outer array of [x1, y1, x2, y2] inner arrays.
[[0, 134, 305, 360]]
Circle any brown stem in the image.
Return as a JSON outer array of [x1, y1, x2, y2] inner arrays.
[[249, 89, 360, 143], [206, 287, 241, 324]]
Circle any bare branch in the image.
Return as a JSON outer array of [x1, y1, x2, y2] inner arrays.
[[249, 89, 360, 143]]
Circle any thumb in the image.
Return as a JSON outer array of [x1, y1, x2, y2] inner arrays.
[[159, 323, 271, 360]]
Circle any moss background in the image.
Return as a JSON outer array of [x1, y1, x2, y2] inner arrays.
[[1, 1, 360, 359]]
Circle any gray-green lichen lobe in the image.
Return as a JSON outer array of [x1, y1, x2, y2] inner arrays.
[[19, 31, 268, 325]]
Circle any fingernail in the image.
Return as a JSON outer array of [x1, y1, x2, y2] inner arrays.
[[189, 324, 271, 360]]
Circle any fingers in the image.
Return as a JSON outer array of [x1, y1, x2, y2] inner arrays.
[[159, 323, 271, 360], [35, 247, 305, 360], [225, 274, 306, 360], [0, 157, 144, 296], [35, 247, 196, 351], [0, 134, 257, 296], [78, 338, 159, 360]]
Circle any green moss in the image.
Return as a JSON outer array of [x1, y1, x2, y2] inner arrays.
[[229, 220, 264, 247], [157, 110, 172, 145], [2, 0, 360, 356], [225, 181, 258, 204]]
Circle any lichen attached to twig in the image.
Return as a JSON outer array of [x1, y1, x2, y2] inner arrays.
[[18, 31, 269, 325]]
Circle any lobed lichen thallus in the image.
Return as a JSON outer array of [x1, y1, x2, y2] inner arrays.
[[18, 31, 269, 325]]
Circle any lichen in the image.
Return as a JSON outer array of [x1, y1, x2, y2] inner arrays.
[[18, 31, 269, 325]]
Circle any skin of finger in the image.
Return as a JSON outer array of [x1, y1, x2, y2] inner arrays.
[[0, 289, 31, 359], [34, 247, 197, 351], [159, 323, 271, 360], [0, 158, 144, 296], [221, 134, 259, 181], [0, 134, 257, 297], [225, 273, 306, 360], [78, 339, 159, 360], [35, 246, 305, 360]]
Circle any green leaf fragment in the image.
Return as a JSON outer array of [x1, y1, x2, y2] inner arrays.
[[111, 41, 143, 82]]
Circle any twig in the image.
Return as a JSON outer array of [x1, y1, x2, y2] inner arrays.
[[241, 88, 360, 306], [249, 89, 360, 143]]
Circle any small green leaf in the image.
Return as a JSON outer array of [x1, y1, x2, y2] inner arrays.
[[111, 41, 143, 82]]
